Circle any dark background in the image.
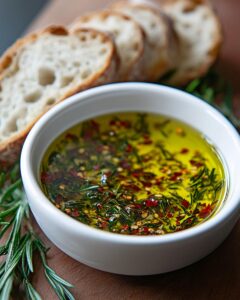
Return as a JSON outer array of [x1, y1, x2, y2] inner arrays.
[[0, 0, 48, 54]]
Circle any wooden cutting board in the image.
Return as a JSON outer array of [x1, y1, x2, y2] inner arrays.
[[27, 1, 240, 299]]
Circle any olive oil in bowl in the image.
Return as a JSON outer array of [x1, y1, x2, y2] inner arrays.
[[41, 112, 227, 235]]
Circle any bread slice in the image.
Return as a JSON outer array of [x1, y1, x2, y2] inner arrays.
[[70, 10, 145, 81], [110, 1, 179, 81], [0, 26, 118, 167], [159, 0, 222, 86]]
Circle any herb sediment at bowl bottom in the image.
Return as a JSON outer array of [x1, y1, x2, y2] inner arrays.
[[40, 112, 227, 235]]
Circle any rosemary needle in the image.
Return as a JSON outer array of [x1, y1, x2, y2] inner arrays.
[[0, 163, 75, 300], [183, 69, 240, 132]]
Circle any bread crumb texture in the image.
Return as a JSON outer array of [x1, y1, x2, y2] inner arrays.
[[0, 29, 114, 142], [161, 0, 222, 85], [110, 1, 178, 81], [71, 11, 144, 80]]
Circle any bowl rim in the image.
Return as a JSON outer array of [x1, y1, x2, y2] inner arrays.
[[20, 82, 240, 245]]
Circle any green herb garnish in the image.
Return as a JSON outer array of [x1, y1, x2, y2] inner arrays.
[[41, 112, 226, 235], [183, 70, 240, 131], [0, 165, 75, 300]]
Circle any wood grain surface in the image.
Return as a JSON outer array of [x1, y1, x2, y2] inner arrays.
[[26, 1, 240, 299]]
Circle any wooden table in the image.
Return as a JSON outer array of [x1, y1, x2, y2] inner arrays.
[[28, 1, 240, 299]]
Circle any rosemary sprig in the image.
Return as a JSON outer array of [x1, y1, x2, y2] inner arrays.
[[0, 163, 75, 300], [183, 69, 240, 131]]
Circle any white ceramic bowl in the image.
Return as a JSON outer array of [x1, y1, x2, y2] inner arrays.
[[21, 83, 240, 275]]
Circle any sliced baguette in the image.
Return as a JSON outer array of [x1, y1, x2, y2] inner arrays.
[[110, 1, 179, 81], [0, 26, 118, 167], [159, 0, 222, 85], [70, 10, 145, 81]]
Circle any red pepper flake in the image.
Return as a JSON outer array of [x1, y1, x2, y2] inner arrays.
[[180, 148, 189, 154], [98, 187, 104, 193], [108, 191, 115, 197], [93, 165, 100, 171], [101, 221, 108, 229], [158, 212, 164, 218], [83, 130, 94, 140], [194, 150, 201, 156], [134, 204, 142, 209], [120, 120, 131, 128], [142, 156, 151, 162], [110, 120, 126, 128], [142, 140, 153, 145], [90, 120, 100, 131], [121, 224, 129, 230], [125, 144, 133, 153], [69, 169, 78, 177], [131, 229, 139, 234], [143, 227, 149, 234], [96, 203, 103, 209], [167, 212, 173, 218], [145, 199, 158, 207], [139, 135, 153, 145], [117, 174, 126, 180], [132, 170, 143, 178], [71, 209, 80, 217], [106, 171, 112, 177], [65, 133, 77, 140], [155, 178, 162, 184], [170, 172, 182, 181], [143, 172, 155, 180], [128, 184, 141, 192], [109, 120, 116, 126], [55, 194, 63, 204], [181, 200, 190, 208], [142, 181, 152, 188], [120, 161, 131, 170], [190, 160, 203, 168], [199, 204, 212, 218], [40, 172, 53, 184], [132, 172, 140, 178]]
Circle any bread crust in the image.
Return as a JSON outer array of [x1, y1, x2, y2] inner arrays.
[[0, 26, 118, 167], [70, 10, 145, 81]]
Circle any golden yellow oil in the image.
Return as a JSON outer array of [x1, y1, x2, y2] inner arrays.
[[41, 112, 227, 235]]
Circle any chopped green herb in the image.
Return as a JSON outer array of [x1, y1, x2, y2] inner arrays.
[[0, 163, 75, 300], [41, 113, 226, 235]]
